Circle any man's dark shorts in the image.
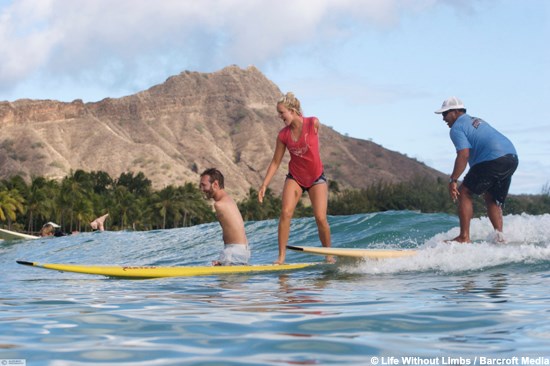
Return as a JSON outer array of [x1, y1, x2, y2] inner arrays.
[[463, 154, 519, 205]]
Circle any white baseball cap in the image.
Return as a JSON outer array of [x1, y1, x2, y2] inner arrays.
[[434, 96, 465, 114], [44, 222, 61, 228]]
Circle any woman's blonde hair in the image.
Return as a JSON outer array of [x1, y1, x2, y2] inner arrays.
[[277, 92, 302, 116]]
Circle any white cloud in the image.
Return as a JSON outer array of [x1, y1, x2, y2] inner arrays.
[[0, 0, 469, 98]]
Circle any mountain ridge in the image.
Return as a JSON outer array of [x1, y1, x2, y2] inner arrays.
[[0, 65, 445, 199]]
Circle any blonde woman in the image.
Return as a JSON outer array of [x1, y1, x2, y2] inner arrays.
[[259, 92, 332, 264]]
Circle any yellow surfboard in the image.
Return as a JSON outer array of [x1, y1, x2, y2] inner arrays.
[[16, 260, 319, 278], [287, 245, 417, 259]]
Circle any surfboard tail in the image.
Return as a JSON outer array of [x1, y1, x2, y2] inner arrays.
[[286, 245, 417, 259], [16, 260, 35, 266]]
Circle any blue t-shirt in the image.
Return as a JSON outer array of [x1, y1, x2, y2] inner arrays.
[[450, 113, 517, 167]]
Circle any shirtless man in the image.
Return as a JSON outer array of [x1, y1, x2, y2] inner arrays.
[[199, 168, 250, 266]]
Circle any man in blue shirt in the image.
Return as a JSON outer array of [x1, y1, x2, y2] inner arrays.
[[435, 97, 518, 243]]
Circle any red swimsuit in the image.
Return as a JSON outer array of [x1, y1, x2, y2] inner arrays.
[[278, 117, 324, 188]]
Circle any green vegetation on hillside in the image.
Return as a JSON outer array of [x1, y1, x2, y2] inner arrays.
[[327, 176, 550, 216], [0, 170, 215, 234], [1, 171, 548, 235]]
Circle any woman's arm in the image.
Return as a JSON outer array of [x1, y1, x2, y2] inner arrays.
[[258, 137, 286, 203]]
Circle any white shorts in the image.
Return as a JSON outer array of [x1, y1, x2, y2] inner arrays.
[[218, 244, 250, 266]]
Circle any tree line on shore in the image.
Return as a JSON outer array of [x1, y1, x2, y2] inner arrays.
[[1, 170, 548, 235]]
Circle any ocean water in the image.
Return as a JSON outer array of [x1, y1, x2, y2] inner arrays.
[[1, 210, 549, 366]]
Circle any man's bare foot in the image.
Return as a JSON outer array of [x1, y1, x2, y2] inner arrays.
[[492, 231, 506, 244], [445, 236, 471, 243], [273, 258, 285, 265], [325, 255, 336, 264], [212, 260, 222, 266], [90, 213, 109, 231]]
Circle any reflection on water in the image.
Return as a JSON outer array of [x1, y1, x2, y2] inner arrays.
[[458, 273, 509, 300], [1, 211, 549, 364]]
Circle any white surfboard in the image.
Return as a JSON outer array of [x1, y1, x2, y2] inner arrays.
[[0, 228, 39, 241], [287, 245, 416, 259]]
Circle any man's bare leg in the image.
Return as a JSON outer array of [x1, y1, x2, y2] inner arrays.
[[90, 213, 109, 231], [485, 192, 505, 243], [449, 185, 473, 243]]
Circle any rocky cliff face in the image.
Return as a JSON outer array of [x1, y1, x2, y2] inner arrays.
[[0, 65, 444, 199]]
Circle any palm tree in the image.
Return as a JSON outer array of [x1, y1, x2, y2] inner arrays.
[[58, 172, 90, 231], [111, 185, 140, 230], [238, 187, 281, 221], [177, 182, 214, 227], [151, 185, 180, 229], [90, 170, 114, 194], [25, 177, 57, 233], [0, 187, 26, 229], [117, 171, 152, 196]]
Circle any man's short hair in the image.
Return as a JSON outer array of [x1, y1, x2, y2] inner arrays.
[[200, 168, 225, 189]]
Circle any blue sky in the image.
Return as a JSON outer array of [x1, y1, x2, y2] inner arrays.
[[1, 0, 548, 194]]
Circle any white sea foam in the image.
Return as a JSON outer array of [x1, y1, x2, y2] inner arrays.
[[340, 213, 550, 275], [430, 213, 550, 245]]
